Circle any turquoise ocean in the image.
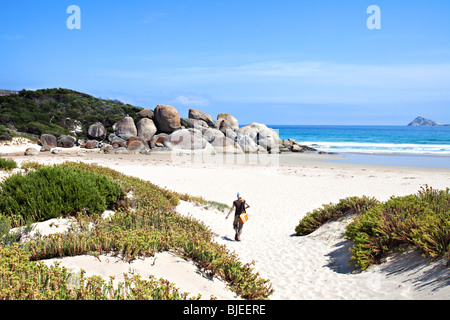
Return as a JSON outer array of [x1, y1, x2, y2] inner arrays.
[[269, 125, 450, 168]]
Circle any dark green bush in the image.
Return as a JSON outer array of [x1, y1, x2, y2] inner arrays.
[[24, 121, 69, 137], [0, 88, 143, 139], [0, 158, 18, 171], [0, 165, 123, 226]]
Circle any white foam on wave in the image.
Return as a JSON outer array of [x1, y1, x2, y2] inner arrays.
[[301, 141, 450, 155]]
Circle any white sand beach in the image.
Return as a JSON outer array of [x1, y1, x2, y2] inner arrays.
[[2, 143, 450, 300]]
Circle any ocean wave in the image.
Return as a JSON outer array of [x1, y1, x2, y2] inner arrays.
[[300, 141, 450, 155]]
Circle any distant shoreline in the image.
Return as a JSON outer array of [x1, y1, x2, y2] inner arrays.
[[3, 146, 450, 173], [1, 134, 450, 171]]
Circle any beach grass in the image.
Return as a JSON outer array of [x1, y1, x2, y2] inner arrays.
[[295, 186, 450, 271], [0, 161, 273, 300], [176, 194, 231, 213]]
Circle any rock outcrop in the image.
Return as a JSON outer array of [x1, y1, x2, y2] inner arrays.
[[136, 118, 157, 142], [82, 140, 100, 149], [210, 136, 243, 154], [181, 118, 209, 130], [127, 138, 147, 153], [247, 123, 281, 152], [113, 116, 138, 140], [162, 129, 208, 151], [202, 128, 225, 143], [87, 122, 107, 141], [149, 133, 169, 149], [39, 134, 57, 151], [108, 133, 127, 148], [154, 105, 181, 133], [32, 104, 320, 156], [216, 113, 239, 131], [24, 147, 39, 156], [137, 108, 154, 119], [57, 135, 76, 148], [281, 139, 317, 153], [189, 109, 214, 127]]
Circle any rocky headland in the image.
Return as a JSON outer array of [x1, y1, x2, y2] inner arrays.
[[0, 88, 320, 156], [27, 105, 318, 156]]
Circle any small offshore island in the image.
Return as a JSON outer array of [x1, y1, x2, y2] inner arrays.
[[408, 116, 450, 127]]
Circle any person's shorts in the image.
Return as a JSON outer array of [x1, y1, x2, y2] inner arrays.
[[233, 215, 244, 232]]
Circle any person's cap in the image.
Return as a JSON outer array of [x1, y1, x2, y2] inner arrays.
[[237, 192, 241, 198]]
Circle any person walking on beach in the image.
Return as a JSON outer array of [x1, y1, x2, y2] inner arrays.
[[226, 193, 250, 241]]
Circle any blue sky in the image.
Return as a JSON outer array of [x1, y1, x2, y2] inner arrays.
[[1, 0, 450, 125]]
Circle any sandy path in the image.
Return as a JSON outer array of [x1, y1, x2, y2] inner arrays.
[[102, 158, 450, 300]]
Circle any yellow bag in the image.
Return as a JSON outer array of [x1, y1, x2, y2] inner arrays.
[[239, 212, 248, 224]]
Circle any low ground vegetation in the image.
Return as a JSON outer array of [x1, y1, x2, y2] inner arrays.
[[0, 158, 18, 171], [0, 161, 273, 300]]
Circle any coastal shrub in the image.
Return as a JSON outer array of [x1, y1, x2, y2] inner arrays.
[[0, 127, 12, 141], [0, 158, 18, 171], [57, 161, 180, 211], [0, 165, 123, 226], [24, 121, 69, 137], [0, 125, 13, 141], [294, 196, 380, 236], [0, 88, 142, 139], [0, 125, 39, 142], [345, 186, 450, 270], [296, 186, 450, 271], [18, 162, 274, 300], [0, 215, 10, 239]]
